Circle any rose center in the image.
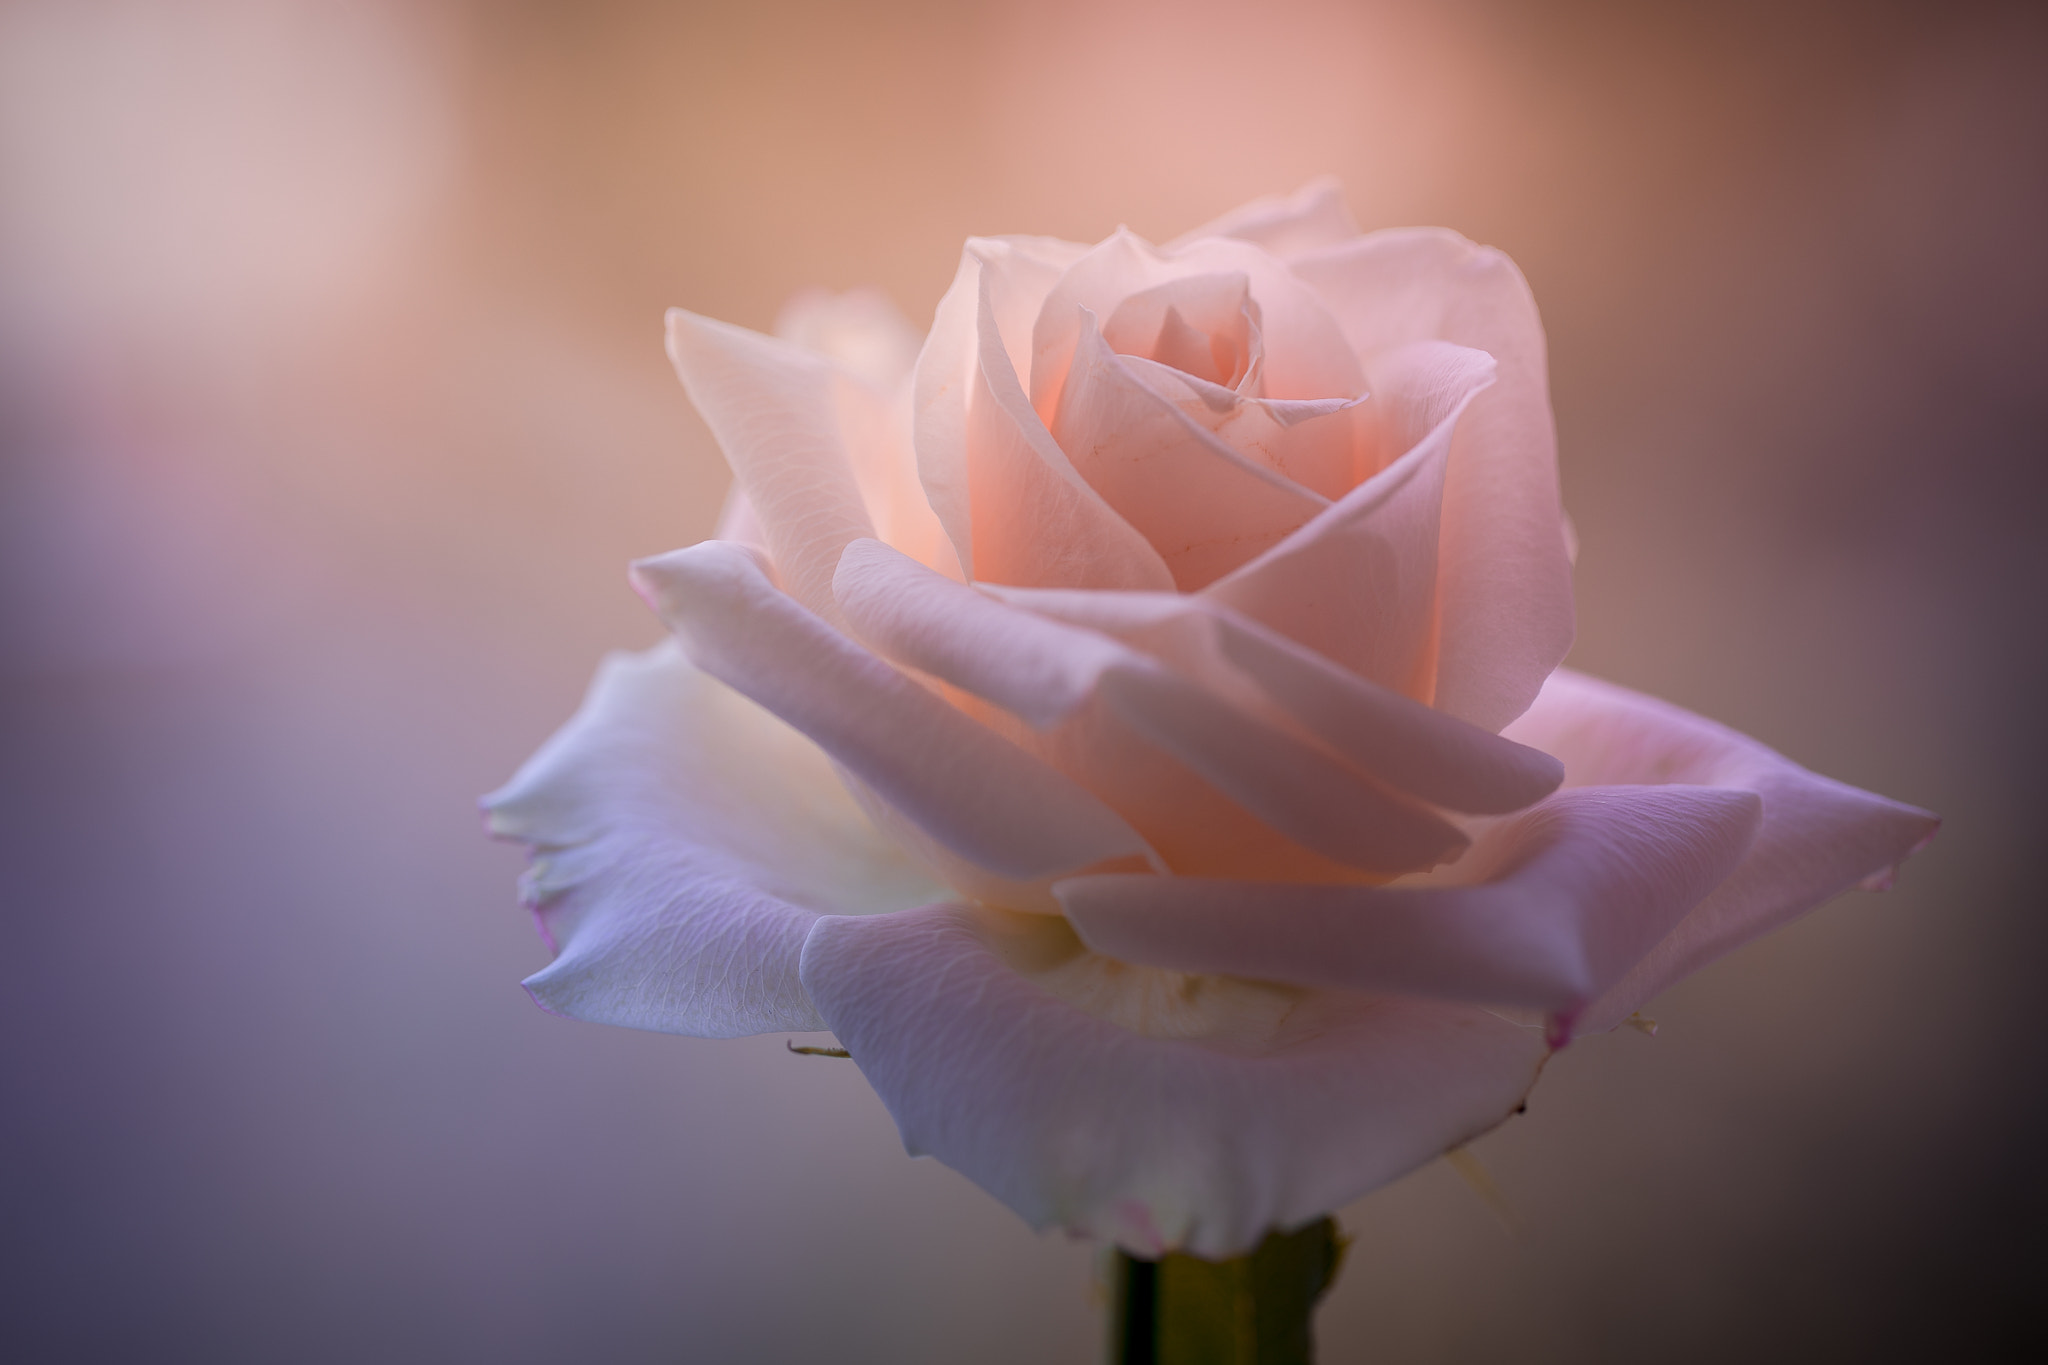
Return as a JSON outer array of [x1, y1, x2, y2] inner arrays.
[[1100, 272, 1264, 395]]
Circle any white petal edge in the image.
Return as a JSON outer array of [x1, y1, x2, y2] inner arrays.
[[482, 641, 944, 1036], [800, 902, 1547, 1258]]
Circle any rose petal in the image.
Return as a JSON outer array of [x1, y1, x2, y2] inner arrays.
[[1504, 669, 1942, 1031], [799, 902, 1547, 1258], [1293, 229, 1575, 729], [630, 539, 1151, 881], [832, 539, 1469, 876], [664, 308, 875, 619], [1166, 176, 1362, 259], [1117, 354, 1365, 501], [1058, 785, 1761, 1024], [983, 584, 1565, 815], [766, 290, 960, 577], [1048, 314, 1326, 589], [1164, 235, 1365, 402], [1099, 271, 1263, 391], [482, 642, 944, 1036], [1031, 230, 1363, 419], [962, 259, 1176, 591], [915, 237, 1088, 576], [833, 537, 1124, 729], [1204, 342, 1497, 700]]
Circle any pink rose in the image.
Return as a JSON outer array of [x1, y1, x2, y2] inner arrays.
[[486, 180, 1936, 1258]]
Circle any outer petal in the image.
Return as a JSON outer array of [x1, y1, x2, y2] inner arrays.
[[1204, 342, 1496, 700], [1057, 785, 1761, 1027], [630, 539, 1151, 883], [800, 903, 1547, 1258], [1504, 670, 1941, 1031], [1292, 229, 1574, 729], [664, 309, 874, 620], [482, 642, 943, 1036], [1166, 176, 1362, 258]]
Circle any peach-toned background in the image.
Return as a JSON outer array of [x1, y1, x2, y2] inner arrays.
[[3, 1, 2041, 1359]]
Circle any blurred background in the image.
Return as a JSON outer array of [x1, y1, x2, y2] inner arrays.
[[2, 0, 2042, 1359]]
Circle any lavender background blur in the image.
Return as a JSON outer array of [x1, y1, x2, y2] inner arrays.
[[2, 1, 2042, 1360]]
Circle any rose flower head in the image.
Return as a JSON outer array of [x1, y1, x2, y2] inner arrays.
[[485, 180, 1937, 1259]]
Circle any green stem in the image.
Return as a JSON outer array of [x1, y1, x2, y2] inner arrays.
[[1109, 1218, 1345, 1365]]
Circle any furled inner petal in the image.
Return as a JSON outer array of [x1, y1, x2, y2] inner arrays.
[[1057, 784, 1763, 1025], [482, 642, 946, 1038], [1100, 272, 1263, 393], [1157, 234, 1365, 402], [962, 261, 1176, 591], [1292, 229, 1574, 730], [1503, 669, 1941, 1031], [630, 539, 1151, 882], [1048, 313, 1327, 590], [1204, 342, 1498, 701], [1117, 355, 1365, 501], [1030, 229, 1364, 423], [799, 902, 1547, 1259], [915, 236, 1089, 577], [832, 538, 1469, 878]]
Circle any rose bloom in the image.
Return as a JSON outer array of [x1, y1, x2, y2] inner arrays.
[[487, 181, 1936, 1259]]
